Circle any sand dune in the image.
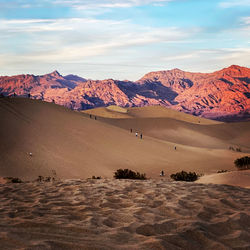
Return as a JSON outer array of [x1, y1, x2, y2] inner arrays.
[[101, 117, 250, 149], [83, 106, 131, 119], [1, 98, 249, 180], [0, 179, 249, 249], [84, 105, 250, 149], [197, 170, 250, 188], [83, 105, 221, 124]]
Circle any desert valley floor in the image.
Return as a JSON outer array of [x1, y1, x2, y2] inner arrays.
[[0, 97, 249, 249]]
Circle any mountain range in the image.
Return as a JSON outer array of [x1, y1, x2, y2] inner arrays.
[[0, 65, 249, 121]]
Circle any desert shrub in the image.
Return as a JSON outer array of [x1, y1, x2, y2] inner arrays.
[[4, 177, 22, 183], [92, 176, 101, 179], [37, 176, 44, 182], [229, 146, 242, 152], [36, 170, 58, 182], [114, 169, 146, 180], [234, 156, 250, 170], [217, 170, 229, 173], [236, 147, 242, 152], [170, 171, 198, 182]]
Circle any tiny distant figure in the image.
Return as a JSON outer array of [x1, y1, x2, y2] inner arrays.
[[130, 128, 132, 133], [28, 93, 31, 98], [90, 114, 92, 119], [95, 116, 97, 120], [140, 133, 143, 139], [135, 132, 138, 137], [174, 146, 176, 150], [29, 152, 33, 157], [13, 93, 16, 97], [160, 170, 164, 177]]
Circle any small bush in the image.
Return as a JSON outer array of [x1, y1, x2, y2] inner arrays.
[[92, 176, 101, 179], [170, 171, 198, 182], [236, 147, 242, 152], [4, 177, 22, 183], [229, 146, 242, 152], [217, 170, 229, 173], [114, 169, 146, 180], [234, 156, 250, 170]]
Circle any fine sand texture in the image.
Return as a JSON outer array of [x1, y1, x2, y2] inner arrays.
[[1, 98, 250, 180], [0, 179, 249, 250]]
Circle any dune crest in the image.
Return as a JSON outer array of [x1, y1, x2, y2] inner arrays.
[[197, 170, 250, 188]]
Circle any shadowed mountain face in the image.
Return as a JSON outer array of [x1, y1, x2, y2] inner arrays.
[[0, 65, 249, 121]]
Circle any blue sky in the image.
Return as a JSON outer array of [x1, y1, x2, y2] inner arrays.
[[0, 0, 249, 80]]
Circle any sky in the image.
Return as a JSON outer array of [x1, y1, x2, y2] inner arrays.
[[0, 0, 249, 80]]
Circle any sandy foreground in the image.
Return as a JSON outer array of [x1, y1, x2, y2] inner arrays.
[[0, 178, 249, 250]]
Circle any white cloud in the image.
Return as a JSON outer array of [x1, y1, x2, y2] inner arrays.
[[54, 0, 172, 9], [241, 16, 250, 25], [219, 0, 250, 8], [0, 0, 173, 9], [0, 17, 194, 64]]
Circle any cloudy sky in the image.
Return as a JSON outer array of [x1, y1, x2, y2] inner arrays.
[[0, 0, 249, 80]]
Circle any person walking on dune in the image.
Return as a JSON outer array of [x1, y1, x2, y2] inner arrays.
[[140, 133, 143, 139], [135, 132, 138, 137], [160, 170, 164, 177]]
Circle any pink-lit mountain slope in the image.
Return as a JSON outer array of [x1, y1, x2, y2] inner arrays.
[[0, 65, 249, 121]]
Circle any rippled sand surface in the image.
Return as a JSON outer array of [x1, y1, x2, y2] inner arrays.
[[0, 179, 249, 249]]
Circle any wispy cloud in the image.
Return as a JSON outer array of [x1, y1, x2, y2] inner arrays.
[[0, 0, 249, 79], [53, 0, 173, 9], [241, 16, 250, 24], [0, 0, 173, 9], [219, 0, 250, 8], [0, 17, 194, 63]]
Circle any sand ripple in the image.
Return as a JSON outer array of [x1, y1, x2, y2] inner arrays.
[[0, 179, 249, 249]]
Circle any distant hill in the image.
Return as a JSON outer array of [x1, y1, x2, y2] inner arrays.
[[0, 65, 249, 121]]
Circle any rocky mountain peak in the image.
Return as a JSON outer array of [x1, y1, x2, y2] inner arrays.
[[47, 70, 62, 78], [0, 65, 249, 121]]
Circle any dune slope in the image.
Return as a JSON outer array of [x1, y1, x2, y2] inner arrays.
[[197, 170, 250, 188], [0, 98, 249, 180], [83, 105, 221, 124], [85, 105, 250, 150]]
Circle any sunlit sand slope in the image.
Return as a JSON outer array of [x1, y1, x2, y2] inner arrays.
[[197, 170, 250, 188], [102, 117, 250, 150], [0, 98, 249, 180], [83, 105, 221, 124]]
